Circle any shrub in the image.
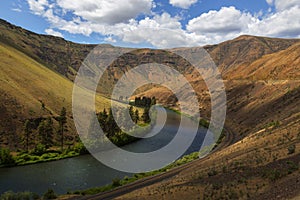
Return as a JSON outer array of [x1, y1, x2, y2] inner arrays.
[[288, 144, 296, 155], [0, 148, 15, 166], [43, 189, 57, 200], [0, 191, 38, 200], [265, 169, 281, 182], [207, 169, 218, 177], [33, 144, 46, 156], [73, 143, 87, 155], [112, 178, 121, 187]]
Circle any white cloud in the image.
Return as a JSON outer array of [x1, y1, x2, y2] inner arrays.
[[187, 7, 255, 34], [169, 0, 197, 9], [250, 6, 300, 37], [116, 13, 191, 48], [56, 0, 153, 24], [27, 0, 49, 15], [45, 28, 63, 37], [273, 0, 300, 11], [266, 0, 274, 5], [26, 0, 300, 48], [12, 8, 22, 12], [104, 36, 117, 43]]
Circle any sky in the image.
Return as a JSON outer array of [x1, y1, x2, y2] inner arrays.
[[0, 0, 300, 48]]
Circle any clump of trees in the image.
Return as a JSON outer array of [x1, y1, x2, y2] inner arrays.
[[93, 105, 153, 147], [131, 96, 156, 125], [22, 107, 68, 154], [133, 96, 156, 108]]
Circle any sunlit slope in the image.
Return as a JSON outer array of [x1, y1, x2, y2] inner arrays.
[[0, 42, 111, 148]]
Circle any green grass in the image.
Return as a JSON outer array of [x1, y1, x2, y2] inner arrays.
[[0, 42, 114, 117]]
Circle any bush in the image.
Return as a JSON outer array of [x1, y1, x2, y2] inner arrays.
[[0, 191, 39, 200], [207, 169, 218, 177], [288, 144, 296, 155], [73, 143, 87, 155], [0, 148, 15, 166], [112, 178, 121, 187], [33, 144, 46, 156], [43, 189, 57, 200], [266, 169, 281, 182]]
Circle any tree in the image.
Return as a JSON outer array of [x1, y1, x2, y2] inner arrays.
[[141, 108, 150, 123], [98, 108, 108, 132], [24, 120, 32, 152], [129, 106, 134, 119], [133, 109, 139, 124], [38, 118, 54, 148], [58, 107, 67, 151], [106, 109, 120, 138], [151, 97, 157, 106]]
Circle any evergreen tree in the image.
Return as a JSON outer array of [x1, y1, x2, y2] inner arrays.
[[106, 109, 121, 138], [24, 120, 32, 152], [129, 106, 134, 119], [98, 108, 108, 132], [142, 108, 150, 123], [38, 118, 54, 148], [151, 97, 157, 106], [58, 107, 67, 151], [133, 109, 139, 124]]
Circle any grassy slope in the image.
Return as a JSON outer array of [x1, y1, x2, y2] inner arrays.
[[0, 42, 112, 149], [0, 19, 97, 80]]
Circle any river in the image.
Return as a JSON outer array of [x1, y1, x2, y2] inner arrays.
[[0, 109, 210, 195]]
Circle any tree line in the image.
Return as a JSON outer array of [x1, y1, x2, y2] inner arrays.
[[96, 106, 151, 140], [23, 107, 67, 153], [133, 96, 156, 108]]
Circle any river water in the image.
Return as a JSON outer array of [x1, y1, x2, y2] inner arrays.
[[0, 109, 210, 195]]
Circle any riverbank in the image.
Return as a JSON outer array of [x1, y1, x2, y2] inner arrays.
[[0, 143, 87, 168]]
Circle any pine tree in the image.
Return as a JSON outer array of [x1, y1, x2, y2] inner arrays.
[[38, 118, 54, 148], [133, 109, 139, 124], [24, 120, 32, 152], [98, 108, 108, 132], [142, 108, 150, 123], [58, 107, 67, 151]]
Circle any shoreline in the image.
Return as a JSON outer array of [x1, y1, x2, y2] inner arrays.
[[1, 107, 212, 169]]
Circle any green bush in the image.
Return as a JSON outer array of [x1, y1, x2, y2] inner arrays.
[[43, 189, 57, 200], [73, 143, 88, 155], [32, 144, 46, 156], [0, 191, 39, 200], [0, 148, 15, 166], [112, 178, 121, 187]]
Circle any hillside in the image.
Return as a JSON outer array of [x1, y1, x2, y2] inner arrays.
[[111, 42, 300, 200], [204, 35, 299, 78], [0, 19, 97, 81], [0, 42, 112, 149]]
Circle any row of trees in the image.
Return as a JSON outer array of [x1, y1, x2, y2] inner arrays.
[[96, 106, 151, 139], [133, 96, 156, 108], [23, 107, 67, 153]]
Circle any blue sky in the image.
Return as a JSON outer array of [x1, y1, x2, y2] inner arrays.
[[0, 0, 299, 48]]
